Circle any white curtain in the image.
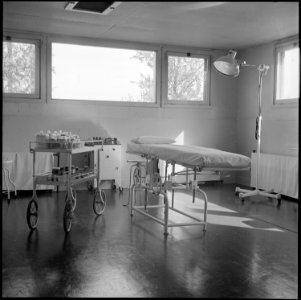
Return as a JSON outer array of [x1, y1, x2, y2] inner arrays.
[[2, 152, 54, 190]]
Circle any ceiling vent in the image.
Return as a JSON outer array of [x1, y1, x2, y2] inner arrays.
[[64, 2, 121, 15]]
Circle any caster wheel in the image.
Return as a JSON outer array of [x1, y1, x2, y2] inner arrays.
[[27, 198, 39, 230], [65, 188, 77, 211], [93, 189, 106, 216], [63, 202, 73, 233]]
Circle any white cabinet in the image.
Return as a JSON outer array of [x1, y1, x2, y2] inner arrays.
[[93, 145, 122, 190]]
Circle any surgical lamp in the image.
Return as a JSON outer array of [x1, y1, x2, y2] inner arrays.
[[213, 50, 281, 203]]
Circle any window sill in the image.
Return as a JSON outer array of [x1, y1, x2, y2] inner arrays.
[[162, 102, 212, 109], [3, 97, 45, 103], [273, 101, 299, 108], [48, 98, 160, 108]]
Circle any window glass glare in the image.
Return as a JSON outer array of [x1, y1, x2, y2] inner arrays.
[[3, 41, 36, 94], [276, 45, 299, 101], [51, 43, 156, 102], [167, 55, 206, 101]]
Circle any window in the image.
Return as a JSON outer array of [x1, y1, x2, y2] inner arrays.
[[274, 38, 299, 104], [50, 42, 157, 103], [3, 34, 40, 99], [163, 50, 210, 105]]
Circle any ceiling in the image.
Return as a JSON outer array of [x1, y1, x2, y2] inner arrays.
[[3, 1, 299, 50]]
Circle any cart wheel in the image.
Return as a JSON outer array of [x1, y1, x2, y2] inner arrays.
[[65, 188, 77, 211], [26, 198, 39, 230], [93, 189, 106, 216], [63, 202, 73, 233], [71, 188, 77, 211]]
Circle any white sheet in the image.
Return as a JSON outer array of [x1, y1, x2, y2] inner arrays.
[[127, 143, 251, 169], [2, 152, 54, 190]]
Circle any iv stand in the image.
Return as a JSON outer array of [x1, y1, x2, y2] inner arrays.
[[235, 64, 281, 202]]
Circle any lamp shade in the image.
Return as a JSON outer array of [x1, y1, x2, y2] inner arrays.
[[213, 50, 240, 77]]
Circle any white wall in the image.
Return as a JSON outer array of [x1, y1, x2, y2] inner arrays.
[[3, 52, 240, 188], [236, 42, 299, 185]]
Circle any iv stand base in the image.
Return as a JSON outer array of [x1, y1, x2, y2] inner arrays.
[[235, 186, 281, 201]]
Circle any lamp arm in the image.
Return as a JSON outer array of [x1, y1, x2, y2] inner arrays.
[[240, 62, 270, 73], [240, 61, 257, 68]]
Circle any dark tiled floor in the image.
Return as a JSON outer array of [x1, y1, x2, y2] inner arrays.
[[2, 183, 298, 298]]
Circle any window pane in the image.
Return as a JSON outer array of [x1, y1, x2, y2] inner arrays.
[[168, 55, 205, 101], [276, 45, 299, 101], [51, 43, 156, 102], [3, 41, 36, 94]]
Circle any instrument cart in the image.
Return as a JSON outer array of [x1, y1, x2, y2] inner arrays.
[[27, 142, 107, 233]]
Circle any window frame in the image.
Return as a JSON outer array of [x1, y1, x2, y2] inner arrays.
[[46, 35, 161, 107], [162, 47, 211, 107], [3, 31, 44, 101], [273, 36, 299, 105]]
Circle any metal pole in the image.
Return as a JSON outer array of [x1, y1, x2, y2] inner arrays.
[[171, 163, 175, 207], [255, 65, 268, 190], [192, 167, 197, 203], [164, 161, 168, 191], [163, 192, 169, 235], [67, 152, 72, 201], [32, 150, 37, 198]]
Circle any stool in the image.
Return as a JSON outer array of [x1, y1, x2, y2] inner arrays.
[[2, 160, 17, 200]]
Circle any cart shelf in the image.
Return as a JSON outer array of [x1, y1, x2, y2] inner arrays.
[[29, 141, 94, 154], [34, 170, 97, 186]]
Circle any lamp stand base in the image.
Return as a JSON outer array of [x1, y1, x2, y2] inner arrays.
[[235, 187, 281, 201]]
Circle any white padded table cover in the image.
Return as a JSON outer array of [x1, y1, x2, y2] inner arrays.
[[127, 143, 251, 169]]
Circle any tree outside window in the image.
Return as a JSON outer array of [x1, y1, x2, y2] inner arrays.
[[3, 41, 36, 94], [167, 55, 205, 101]]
